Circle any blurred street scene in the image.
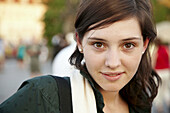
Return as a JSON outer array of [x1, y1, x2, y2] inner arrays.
[[0, 0, 170, 113], [0, 57, 52, 104]]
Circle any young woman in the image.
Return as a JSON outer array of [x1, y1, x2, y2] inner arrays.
[[0, 0, 161, 113]]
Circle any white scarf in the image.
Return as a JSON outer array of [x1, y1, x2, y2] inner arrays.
[[70, 70, 97, 113]]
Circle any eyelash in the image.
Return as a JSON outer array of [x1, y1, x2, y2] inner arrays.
[[91, 42, 136, 51], [123, 42, 136, 49], [93, 42, 104, 49]]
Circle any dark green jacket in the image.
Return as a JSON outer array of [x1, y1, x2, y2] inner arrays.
[[0, 76, 60, 113], [0, 74, 149, 113]]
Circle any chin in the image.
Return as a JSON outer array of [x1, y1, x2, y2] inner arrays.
[[102, 85, 122, 92]]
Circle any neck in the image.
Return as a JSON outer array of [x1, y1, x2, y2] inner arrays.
[[98, 88, 129, 113], [100, 89, 120, 106]]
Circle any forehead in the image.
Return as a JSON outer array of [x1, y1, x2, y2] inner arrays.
[[84, 17, 141, 39]]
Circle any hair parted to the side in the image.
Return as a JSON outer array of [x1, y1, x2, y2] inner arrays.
[[69, 0, 161, 112]]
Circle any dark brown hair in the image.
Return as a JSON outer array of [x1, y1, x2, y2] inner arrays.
[[70, 0, 161, 112]]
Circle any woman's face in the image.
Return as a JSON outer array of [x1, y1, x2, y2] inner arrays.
[[78, 17, 149, 92]]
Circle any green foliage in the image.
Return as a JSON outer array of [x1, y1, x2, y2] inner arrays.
[[151, 0, 170, 23], [43, 0, 67, 46], [43, 0, 79, 46]]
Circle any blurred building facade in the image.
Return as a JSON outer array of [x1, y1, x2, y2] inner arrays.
[[0, 0, 47, 46]]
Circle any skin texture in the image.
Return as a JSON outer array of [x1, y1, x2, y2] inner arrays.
[[77, 17, 149, 112]]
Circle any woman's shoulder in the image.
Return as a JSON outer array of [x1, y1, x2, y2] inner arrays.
[[24, 75, 57, 89], [22, 75, 61, 102], [17, 75, 58, 93], [0, 75, 61, 113]]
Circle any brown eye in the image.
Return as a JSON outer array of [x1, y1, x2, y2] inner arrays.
[[94, 42, 104, 48], [124, 43, 135, 49]]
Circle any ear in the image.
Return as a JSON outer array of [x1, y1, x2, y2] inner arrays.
[[142, 38, 149, 53], [76, 32, 83, 53]]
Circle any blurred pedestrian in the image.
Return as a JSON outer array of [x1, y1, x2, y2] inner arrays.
[[16, 40, 26, 68], [0, 0, 161, 113], [0, 38, 5, 71], [27, 39, 41, 77], [52, 32, 77, 77], [39, 39, 49, 63], [152, 38, 170, 113], [51, 34, 68, 62]]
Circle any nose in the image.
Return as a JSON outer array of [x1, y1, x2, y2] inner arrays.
[[105, 49, 121, 69]]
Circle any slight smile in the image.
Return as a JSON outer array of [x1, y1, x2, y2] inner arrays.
[[100, 71, 125, 81], [101, 71, 125, 76]]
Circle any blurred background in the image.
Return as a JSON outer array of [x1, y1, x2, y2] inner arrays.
[[0, 0, 169, 113]]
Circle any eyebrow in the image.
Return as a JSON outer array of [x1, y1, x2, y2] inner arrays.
[[88, 37, 141, 42], [88, 37, 107, 41], [121, 37, 141, 41]]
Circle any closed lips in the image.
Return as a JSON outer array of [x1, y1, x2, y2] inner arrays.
[[101, 72, 125, 76]]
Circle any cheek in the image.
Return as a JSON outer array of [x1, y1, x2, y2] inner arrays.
[[83, 50, 105, 72], [124, 54, 142, 75]]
